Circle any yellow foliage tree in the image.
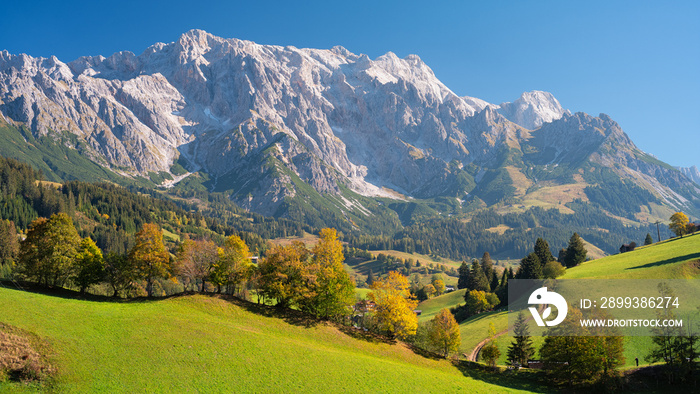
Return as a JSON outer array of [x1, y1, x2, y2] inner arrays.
[[428, 308, 461, 357], [669, 212, 690, 238], [306, 228, 355, 320], [129, 223, 170, 297], [257, 241, 312, 308], [369, 271, 418, 339], [211, 235, 251, 294]]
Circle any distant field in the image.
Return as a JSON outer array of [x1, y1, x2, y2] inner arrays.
[[417, 289, 467, 323], [370, 250, 463, 269], [0, 288, 537, 393], [269, 231, 320, 247]]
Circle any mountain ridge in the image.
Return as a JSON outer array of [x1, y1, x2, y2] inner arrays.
[[0, 29, 698, 230]]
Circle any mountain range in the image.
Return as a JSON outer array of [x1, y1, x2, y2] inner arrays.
[[0, 29, 698, 255]]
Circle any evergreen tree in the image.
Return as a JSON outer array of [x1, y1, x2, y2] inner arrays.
[[644, 233, 653, 246], [517, 253, 542, 280], [507, 311, 534, 366], [489, 271, 499, 294], [457, 261, 470, 289], [563, 233, 587, 268], [367, 269, 376, 287], [534, 238, 555, 268], [467, 260, 490, 292], [480, 252, 494, 281]]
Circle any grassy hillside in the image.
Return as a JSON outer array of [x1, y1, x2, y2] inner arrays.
[[0, 287, 539, 393], [563, 232, 700, 279], [417, 289, 467, 323], [451, 233, 700, 370]]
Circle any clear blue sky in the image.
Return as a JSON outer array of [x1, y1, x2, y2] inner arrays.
[[2, 0, 698, 168]]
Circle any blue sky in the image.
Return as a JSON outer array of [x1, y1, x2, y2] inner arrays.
[[2, 0, 698, 168]]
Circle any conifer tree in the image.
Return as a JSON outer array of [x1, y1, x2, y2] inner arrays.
[[534, 238, 555, 268], [563, 233, 587, 268], [468, 260, 490, 292], [644, 233, 653, 245], [457, 261, 470, 290], [507, 311, 535, 366], [517, 253, 542, 279]]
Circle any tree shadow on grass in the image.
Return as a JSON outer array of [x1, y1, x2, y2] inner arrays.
[[626, 253, 700, 270], [222, 296, 320, 328], [0, 280, 124, 303], [336, 325, 396, 345], [452, 360, 553, 393]]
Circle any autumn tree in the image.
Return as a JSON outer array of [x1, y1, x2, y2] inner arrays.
[[431, 273, 445, 296], [72, 237, 104, 295], [176, 238, 218, 292], [257, 241, 311, 308], [481, 322, 501, 368], [18, 213, 81, 287], [540, 305, 625, 386], [507, 311, 534, 367], [464, 289, 498, 315], [427, 308, 461, 357], [369, 271, 418, 339], [669, 212, 690, 238], [129, 223, 170, 297], [211, 235, 251, 294], [305, 228, 355, 320], [542, 260, 566, 279]]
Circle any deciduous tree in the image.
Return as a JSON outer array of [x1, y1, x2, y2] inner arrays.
[[481, 322, 501, 368], [257, 241, 311, 308], [18, 213, 81, 287], [104, 252, 135, 297], [129, 223, 170, 297], [427, 309, 461, 357], [72, 237, 104, 295], [176, 238, 218, 292], [369, 271, 418, 339], [669, 212, 690, 238], [305, 228, 355, 320]]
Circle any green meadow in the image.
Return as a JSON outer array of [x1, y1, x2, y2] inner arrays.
[[563, 233, 700, 279], [0, 287, 539, 393]]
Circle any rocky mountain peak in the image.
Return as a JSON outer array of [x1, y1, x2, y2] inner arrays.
[[497, 90, 570, 130]]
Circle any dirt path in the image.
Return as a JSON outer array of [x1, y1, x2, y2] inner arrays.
[[466, 329, 508, 362], [466, 306, 544, 362]]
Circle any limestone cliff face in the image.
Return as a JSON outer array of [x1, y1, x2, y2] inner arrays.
[[1, 30, 696, 216]]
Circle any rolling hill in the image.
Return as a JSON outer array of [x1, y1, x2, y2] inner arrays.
[[0, 288, 539, 393]]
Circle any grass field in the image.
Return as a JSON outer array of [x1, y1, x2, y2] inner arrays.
[[417, 289, 466, 323], [563, 232, 700, 279], [0, 287, 541, 393]]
